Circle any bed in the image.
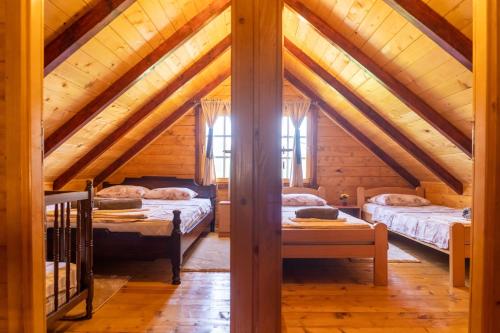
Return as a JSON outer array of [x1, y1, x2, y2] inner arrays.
[[94, 176, 216, 285], [282, 187, 388, 286], [357, 186, 471, 287], [45, 181, 93, 327]]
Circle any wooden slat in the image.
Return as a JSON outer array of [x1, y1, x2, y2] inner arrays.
[[93, 68, 231, 186], [382, 0, 472, 70], [44, 0, 136, 75], [285, 70, 420, 188], [53, 35, 231, 189], [285, 0, 472, 157], [44, 0, 231, 157], [231, 0, 282, 330], [285, 39, 463, 194]]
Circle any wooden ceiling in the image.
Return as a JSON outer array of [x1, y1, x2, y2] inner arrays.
[[43, 0, 473, 193]]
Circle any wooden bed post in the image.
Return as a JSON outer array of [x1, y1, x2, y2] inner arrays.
[[171, 210, 182, 285], [449, 223, 465, 288], [85, 180, 94, 318], [373, 223, 388, 286], [231, 0, 283, 331]]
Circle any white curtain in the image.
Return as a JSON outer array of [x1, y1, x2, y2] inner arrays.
[[201, 99, 227, 185], [285, 100, 310, 187]]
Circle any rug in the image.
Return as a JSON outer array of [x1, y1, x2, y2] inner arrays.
[[181, 233, 230, 272], [66, 275, 130, 316]]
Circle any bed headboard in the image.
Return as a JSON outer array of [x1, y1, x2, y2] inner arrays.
[[102, 176, 217, 204], [282, 186, 327, 199], [356, 186, 425, 207]]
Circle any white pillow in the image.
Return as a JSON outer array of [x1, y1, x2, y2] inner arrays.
[[96, 185, 149, 199], [144, 187, 198, 200], [282, 193, 327, 207], [368, 193, 430, 207]]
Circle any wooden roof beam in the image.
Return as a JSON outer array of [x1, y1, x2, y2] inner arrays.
[[93, 68, 231, 187], [284, 70, 420, 188], [285, 0, 472, 158], [382, 0, 472, 70], [53, 36, 231, 190], [44, 0, 137, 76], [44, 0, 230, 157], [285, 39, 463, 194]]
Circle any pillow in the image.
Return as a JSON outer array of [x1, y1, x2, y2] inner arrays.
[[96, 185, 149, 199], [282, 193, 327, 207], [144, 187, 198, 200], [368, 193, 431, 207]]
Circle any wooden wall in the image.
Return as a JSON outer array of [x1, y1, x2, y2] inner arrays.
[[0, 0, 6, 328], [421, 181, 472, 208], [317, 111, 409, 205], [106, 110, 197, 182]]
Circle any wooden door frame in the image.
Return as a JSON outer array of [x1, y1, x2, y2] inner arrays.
[[469, 0, 500, 332], [3, 0, 45, 331]]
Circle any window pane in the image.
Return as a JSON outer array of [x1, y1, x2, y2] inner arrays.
[[213, 116, 225, 135], [213, 137, 224, 157], [224, 158, 230, 178], [300, 118, 307, 136], [215, 158, 224, 178], [225, 116, 232, 136]]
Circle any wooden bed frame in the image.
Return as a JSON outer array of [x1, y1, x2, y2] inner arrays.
[[97, 176, 216, 284], [45, 181, 94, 327], [357, 186, 471, 287], [282, 186, 388, 286]]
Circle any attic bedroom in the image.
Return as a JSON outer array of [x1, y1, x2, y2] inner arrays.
[[1, 0, 499, 332]]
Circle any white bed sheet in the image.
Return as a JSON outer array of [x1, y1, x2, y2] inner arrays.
[[92, 198, 211, 236], [364, 204, 470, 249], [46, 198, 212, 236]]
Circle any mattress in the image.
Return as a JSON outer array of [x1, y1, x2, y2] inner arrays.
[[47, 198, 212, 236], [46, 261, 77, 314], [363, 204, 470, 249], [282, 205, 371, 229]]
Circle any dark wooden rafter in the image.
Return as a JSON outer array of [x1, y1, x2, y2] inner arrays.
[[93, 68, 231, 186], [285, 0, 472, 158], [44, 0, 231, 157], [285, 41, 463, 194], [53, 36, 231, 190], [382, 0, 472, 70], [285, 70, 420, 188], [44, 0, 137, 76]]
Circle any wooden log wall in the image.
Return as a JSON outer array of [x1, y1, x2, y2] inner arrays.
[[421, 181, 472, 208], [316, 112, 409, 205]]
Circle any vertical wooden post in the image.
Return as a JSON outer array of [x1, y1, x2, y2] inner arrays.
[[231, 0, 283, 331], [470, 0, 500, 331], [2, 0, 45, 331], [449, 223, 465, 288], [308, 103, 319, 188]]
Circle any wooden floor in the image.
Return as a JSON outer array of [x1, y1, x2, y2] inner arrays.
[[51, 235, 469, 332]]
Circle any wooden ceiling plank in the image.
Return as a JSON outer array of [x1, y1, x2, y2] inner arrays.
[[93, 68, 231, 186], [285, 70, 420, 188], [44, 0, 137, 76], [285, 0, 472, 158], [44, 0, 231, 157], [382, 0, 472, 70], [53, 35, 231, 190], [285, 40, 463, 194]]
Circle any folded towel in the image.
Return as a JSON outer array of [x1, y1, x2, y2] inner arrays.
[[295, 207, 339, 220], [94, 198, 142, 210], [289, 217, 347, 223]]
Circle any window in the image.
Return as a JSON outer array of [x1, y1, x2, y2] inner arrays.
[[208, 115, 308, 180], [209, 116, 231, 179], [281, 116, 307, 179]]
